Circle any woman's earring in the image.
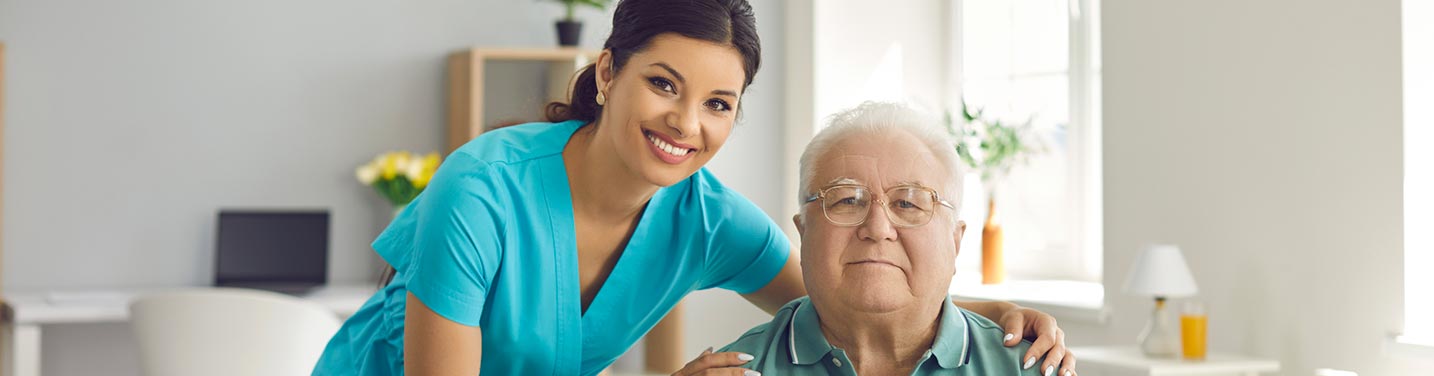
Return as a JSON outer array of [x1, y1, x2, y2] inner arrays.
[[596, 91, 606, 106]]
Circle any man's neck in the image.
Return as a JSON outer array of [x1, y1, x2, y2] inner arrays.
[[815, 297, 945, 375]]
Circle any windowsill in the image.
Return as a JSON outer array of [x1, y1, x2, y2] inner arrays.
[[1388, 334, 1434, 358], [949, 276, 1109, 325]]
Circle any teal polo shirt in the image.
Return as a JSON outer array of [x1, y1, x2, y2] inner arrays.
[[719, 296, 1045, 376]]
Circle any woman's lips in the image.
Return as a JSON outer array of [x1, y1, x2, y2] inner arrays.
[[644, 130, 696, 165]]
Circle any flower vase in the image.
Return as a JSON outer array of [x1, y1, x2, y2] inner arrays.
[[981, 195, 1005, 284]]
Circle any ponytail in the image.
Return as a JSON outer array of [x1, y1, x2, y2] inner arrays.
[[546, 63, 602, 123]]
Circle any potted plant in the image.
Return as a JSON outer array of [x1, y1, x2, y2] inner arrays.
[[549, 0, 611, 47], [945, 101, 1047, 284]]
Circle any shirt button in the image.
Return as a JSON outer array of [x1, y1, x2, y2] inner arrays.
[[832, 358, 842, 367]]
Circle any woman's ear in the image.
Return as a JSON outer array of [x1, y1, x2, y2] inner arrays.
[[594, 49, 615, 94]]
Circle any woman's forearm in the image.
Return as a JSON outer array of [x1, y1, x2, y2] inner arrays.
[[952, 299, 1020, 321]]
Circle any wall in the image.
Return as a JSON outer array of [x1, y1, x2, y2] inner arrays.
[[0, 0, 787, 374], [1069, 0, 1434, 374]]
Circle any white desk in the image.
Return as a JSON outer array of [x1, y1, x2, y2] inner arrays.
[[1069, 346, 1280, 376], [1, 284, 375, 376]]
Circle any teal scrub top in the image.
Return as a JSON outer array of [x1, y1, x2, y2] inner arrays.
[[312, 120, 791, 375]]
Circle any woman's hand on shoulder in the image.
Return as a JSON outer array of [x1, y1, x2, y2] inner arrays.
[[671, 347, 759, 376]]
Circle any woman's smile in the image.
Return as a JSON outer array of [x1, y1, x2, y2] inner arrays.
[[643, 129, 697, 164]]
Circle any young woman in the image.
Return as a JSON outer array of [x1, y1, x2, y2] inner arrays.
[[313, 0, 1075, 375]]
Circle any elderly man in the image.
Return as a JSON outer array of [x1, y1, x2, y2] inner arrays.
[[681, 102, 1058, 376]]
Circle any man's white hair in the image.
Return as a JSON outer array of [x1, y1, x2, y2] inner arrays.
[[798, 101, 965, 211]]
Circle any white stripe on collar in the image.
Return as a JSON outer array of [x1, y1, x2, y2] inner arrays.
[[957, 306, 970, 365], [787, 301, 801, 364]]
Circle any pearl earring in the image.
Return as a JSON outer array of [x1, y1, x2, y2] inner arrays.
[[596, 91, 606, 106]]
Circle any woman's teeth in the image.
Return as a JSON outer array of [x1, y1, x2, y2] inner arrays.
[[647, 134, 691, 157]]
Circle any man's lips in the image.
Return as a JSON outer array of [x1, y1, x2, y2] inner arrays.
[[847, 260, 902, 268]]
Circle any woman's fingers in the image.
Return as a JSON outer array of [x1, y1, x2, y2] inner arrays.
[[1035, 334, 1068, 376], [672, 350, 758, 376], [1057, 346, 1078, 376], [998, 310, 1027, 346], [1021, 331, 1054, 372]]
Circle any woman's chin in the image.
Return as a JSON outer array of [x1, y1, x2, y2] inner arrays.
[[639, 161, 702, 187]]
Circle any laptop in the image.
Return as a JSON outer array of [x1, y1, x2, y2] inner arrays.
[[214, 210, 330, 295]]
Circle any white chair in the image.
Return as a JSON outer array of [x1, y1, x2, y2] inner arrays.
[[129, 288, 341, 376]]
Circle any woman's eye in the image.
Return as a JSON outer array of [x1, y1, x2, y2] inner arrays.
[[894, 200, 919, 209], [705, 99, 732, 112], [648, 77, 675, 93]]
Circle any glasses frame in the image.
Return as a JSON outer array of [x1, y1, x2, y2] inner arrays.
[[801, 184, 956, 228]]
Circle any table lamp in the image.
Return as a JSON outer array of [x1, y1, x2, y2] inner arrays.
[[1123, 244, 1198, 357]]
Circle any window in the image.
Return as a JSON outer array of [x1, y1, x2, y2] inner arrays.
[[951, 0, 1102, 283], [1401, 0, 1432, 347]]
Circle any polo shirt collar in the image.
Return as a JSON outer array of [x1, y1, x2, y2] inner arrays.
[[784, 296, 972, 369]]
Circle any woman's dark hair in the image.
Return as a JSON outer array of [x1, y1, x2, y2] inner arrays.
[[545, 0, 763, 123], [380, 0, 762, 288]]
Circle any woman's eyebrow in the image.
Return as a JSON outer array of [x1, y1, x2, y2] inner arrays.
[[650, 62, 739, 98], [651, 62, 686, 83]]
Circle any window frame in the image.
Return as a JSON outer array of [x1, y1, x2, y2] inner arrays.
[[947, 0, 1104, 283]]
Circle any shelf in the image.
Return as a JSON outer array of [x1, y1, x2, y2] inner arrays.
[[446, 47, 600, 153]]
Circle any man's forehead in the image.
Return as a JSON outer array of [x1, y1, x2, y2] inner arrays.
[[812, 153, 933, 188]]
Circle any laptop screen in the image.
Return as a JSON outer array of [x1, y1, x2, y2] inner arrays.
[[214, 210, 329, 287]]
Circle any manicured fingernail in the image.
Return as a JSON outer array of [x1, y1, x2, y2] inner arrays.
[[703, 346, 714, 354], [737, 353, 754, 362], [1045, 365, 1055, 376], [1065, 370, 1073, 376], [1004, 333, 1015, 342], [744, 371, 761, 376], [1024, 357, 1036, 369]]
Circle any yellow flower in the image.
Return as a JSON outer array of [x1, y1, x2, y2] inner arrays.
[[403, 157, 425, 184], [355, 162, 379, 185], [411, 153, 442, 189], [379, 152, 400, 180]]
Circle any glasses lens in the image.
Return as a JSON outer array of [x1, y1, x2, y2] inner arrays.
[[888, 187, 935, 226], [823, 186, 869, 225]]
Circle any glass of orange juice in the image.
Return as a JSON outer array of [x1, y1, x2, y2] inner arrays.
[[1181, 301, 1208, 360]]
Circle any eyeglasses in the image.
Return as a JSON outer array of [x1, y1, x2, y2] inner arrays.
[[801, 184, 956, 227]]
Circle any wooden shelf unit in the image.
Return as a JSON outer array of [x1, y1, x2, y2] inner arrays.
[[445, 47, 598, 153]]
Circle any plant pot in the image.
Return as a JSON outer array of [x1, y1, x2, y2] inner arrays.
[[556, 20, 582, 47], [981, 195, 1005, 284]]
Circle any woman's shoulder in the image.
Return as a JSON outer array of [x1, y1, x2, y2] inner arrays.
[[667, 168, 773, 228], [450, 120, 586, 165]]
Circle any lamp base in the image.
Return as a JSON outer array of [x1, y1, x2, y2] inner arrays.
[[1138, 297, 1180, 357]]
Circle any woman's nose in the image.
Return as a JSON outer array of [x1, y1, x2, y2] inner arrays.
[[665, 105, 700, 139]]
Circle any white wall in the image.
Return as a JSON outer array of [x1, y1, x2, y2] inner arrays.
[[0, 0, 788, 374], [1065, 0, 1434, 375]]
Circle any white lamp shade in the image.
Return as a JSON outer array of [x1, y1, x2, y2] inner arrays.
[[1123, 244, 1199, 297]]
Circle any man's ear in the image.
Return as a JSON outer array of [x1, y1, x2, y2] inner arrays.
[[594, 49, 615, 94], [792, 214, 805, 237], [954, 220, 967, 254]]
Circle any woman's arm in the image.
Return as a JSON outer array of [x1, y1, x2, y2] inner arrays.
[[952, 299, 1019, 322], [405, 292, 483, 375]]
